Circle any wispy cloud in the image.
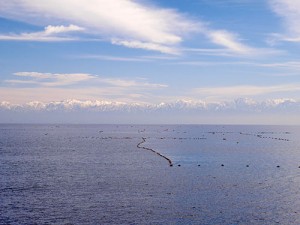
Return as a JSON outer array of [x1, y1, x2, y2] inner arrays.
[[183, 48, 239, 57], [258, 61, 300, 70], [205, 30, 254, 54], [7, 72, 95, 86], [0, 0, 263, 55], [0, 24, 84, 41], [176, 60, 252, 66], [0, 0, 199, 54], [79, 55, 150, 62], [3, 72, 168, 104], [99, 78, 167, 89], [268, 0, 300, 43], [78, 54, 179, 62], [5, 72, 168, 89], [111, 39, 181, 55], [192, 84, 300, 100]]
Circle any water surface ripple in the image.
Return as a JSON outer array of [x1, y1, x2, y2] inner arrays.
[[1, 124, 300, 224]]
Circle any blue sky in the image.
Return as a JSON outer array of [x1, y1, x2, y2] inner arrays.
[[0, 0, 300, 124]]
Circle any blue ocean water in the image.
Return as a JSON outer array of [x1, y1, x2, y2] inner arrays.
[[1, 124, 300, 224]]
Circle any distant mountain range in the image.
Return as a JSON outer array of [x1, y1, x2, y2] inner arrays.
[[1, 98, 299, 113]]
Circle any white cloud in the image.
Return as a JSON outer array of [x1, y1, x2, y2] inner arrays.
[[111, 39, 180, 55], [183, 48, 240, 57], [44, 24, 84, 35], [259, 61, 300, 70], [6, 72, 168, 89], [0, 86, 165, 105], [99, 78, 167, 88], [0, 0, 199, 53], [2, 72, 168, 104], [80, 54, 150, 62], [3, 72, 300, 105], [0, 0, 261, 55], [0, 24, 84, 41], [8, 72, 95, 86], [198, 29, 281, 56], [206, 30, 254, 54], [269, 0, 300, 42]]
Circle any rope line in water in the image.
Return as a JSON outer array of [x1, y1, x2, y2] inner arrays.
[[137, 137, 173, 167]]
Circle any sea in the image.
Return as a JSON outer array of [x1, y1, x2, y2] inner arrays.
[[1, 124, 300, 224]]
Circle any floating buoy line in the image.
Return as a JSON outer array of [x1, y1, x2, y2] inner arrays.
[[137, 137, 173, 167]]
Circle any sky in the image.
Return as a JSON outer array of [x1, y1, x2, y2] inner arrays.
[[0, 0, 300, 124]]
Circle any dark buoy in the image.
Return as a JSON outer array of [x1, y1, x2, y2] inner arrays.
[[178, 164, 181, 167], [277, 165, 280, 168], [221, 164, 224, 167], [198, 164, 201, 167], [246, 165, 249, 167]]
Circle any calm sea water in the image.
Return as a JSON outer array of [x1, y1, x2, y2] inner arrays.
[[1, 124, 300, 224]]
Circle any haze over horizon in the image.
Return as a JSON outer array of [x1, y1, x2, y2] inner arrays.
[[1, 0, 300, 124]]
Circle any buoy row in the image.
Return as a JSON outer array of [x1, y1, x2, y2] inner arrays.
[[137, 137, 173, 167], [172, 164, 298, 168]]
